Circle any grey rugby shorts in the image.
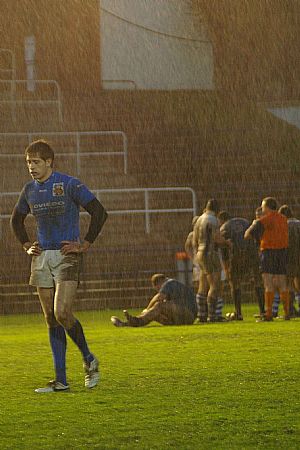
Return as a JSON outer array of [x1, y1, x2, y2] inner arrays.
[[29, 250, 80, 288]]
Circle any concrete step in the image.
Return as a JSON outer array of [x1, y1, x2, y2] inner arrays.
[[0, 277, 158, 314]]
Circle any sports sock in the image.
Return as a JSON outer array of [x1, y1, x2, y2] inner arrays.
[[207, 296, 217, 321], [49, 325, 67, 385], [289, 291, 295, 316], [255, 286, 265, 314], [232, 288, 242, 317], [280, 291, 290, 318], [196, 293, 208, 321], [295, 293, 300, 314], [127, 312, 146, 326], [272, 292, 280, 316], [215, 297, 224, 317], [265, 291, 274, 319], [66, 320, 93, 363]]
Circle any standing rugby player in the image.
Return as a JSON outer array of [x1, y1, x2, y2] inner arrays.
[[184, 215, 200, 292], [278, 205, 300, 317], [245, 197, 289, 321], [11, 140, 107, 392], [218, 211, 265, 320], [192, 199, 231, 322]]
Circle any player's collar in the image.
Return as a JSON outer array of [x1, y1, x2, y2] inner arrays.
[[35, 170, 54, 185], [206, 210, 216, 217]]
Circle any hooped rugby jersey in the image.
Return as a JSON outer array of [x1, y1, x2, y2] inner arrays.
[[15, 171, 95, 249], [193, 211, 219, 254]]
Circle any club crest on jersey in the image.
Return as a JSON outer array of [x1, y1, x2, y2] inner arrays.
[[52, 182, 64, 197]]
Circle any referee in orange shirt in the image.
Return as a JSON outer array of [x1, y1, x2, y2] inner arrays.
[[244, 197, 290, 321]]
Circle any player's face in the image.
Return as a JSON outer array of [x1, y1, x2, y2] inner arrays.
[[26, 154, 52, 182]]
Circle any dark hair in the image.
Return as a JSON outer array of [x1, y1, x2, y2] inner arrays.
[[206, 198, 220, 214], [278, 204, 293, 218], [25, 140, 54, 167], [262, 197, 277, 211], [218, 211, 231, 222]]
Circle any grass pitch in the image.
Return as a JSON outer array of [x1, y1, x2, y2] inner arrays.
[[0, 306, 299, 450]]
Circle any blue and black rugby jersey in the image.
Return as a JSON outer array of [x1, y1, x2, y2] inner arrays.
[[220, 218, 250, 250], [160, 278, 197, 315], [15, 171, 95, 250]]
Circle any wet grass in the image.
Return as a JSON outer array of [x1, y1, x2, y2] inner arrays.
[[0, 305, 299, 449]]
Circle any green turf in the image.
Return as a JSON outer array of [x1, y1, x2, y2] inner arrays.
[[0, 306, 299, 450]]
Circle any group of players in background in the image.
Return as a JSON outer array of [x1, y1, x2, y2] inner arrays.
[[185, 198, 300, 323], [112, 196, 300, 329]]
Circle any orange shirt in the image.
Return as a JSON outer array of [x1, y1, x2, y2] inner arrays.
[[259, 211, 288, 250]]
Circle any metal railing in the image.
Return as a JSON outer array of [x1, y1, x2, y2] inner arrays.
[[0, 186, 197, 235], [0, 130, 128, 175], [0, 49, 16, 80], [102, 79, 137, 90], [0, 79, 63, 123], [92, 187, 197, 233]]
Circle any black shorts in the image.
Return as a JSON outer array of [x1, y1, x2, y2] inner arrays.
[[260, 249, 288, 275], [286, 250, 300, 277]]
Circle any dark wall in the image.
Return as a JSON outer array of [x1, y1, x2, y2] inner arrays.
[[0, 0, 101, 94], [193, 0, 300, 100]]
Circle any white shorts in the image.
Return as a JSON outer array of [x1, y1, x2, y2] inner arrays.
[[29, 250, 80, 288], [193, 264, 201, 282]]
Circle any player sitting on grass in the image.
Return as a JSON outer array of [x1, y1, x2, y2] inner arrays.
[[10, 140, 107, 392], [111, 274, 197, 327]]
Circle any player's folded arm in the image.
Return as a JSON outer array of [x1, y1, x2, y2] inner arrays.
[[10, 206, 30, 245], [83, 198, 108, 243]]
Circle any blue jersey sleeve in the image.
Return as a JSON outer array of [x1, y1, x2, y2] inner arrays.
[[67, 177, 95, 207], [15, 187, 30, 215], [159, 280, 174, 298]]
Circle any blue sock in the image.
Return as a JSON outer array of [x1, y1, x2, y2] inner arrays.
[[272, 292, 280, 316], [67, 320, 93, 363], [216, 297, 224, 317], [49, 326, 67, 385], [196, 293, 208, 320]]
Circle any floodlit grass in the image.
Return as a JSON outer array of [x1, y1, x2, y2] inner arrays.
[[0, 306, 299, 450]]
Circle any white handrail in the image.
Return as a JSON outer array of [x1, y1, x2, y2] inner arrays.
[[102, 79, 137, 90], [0, 130, 128, 175], [0, 79, 62, 123], [0, 187, 197, 234], [0, 49, 16, 79]]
